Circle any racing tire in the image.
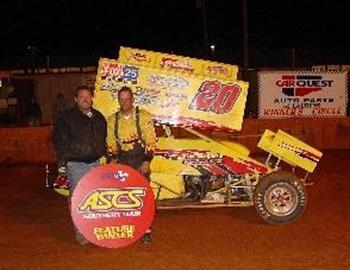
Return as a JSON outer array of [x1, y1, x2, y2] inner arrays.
[[254, 171, 307, 224]]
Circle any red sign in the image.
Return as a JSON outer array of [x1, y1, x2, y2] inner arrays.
[[71, 164, 155, 248]]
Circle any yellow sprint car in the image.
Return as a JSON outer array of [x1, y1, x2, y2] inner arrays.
[[52, 47, 322, 224]]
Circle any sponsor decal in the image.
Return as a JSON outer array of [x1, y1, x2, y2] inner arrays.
[[155, 149, 268, 175], [148, 75, 188, 90], [276, 75, 333, 96], [130, 52, 150, 63], [277, 142, 322, 163], [101, 62, 124, 79], [160, 57, 195, 73], [101, 170, 129, 181], [222, 156, 269, 174], [71, 164, 155, 248], [207, 65, 229, 75], [122, 65, 139, 83]]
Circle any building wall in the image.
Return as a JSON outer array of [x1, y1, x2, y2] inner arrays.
[[12, 72, 96, 124]]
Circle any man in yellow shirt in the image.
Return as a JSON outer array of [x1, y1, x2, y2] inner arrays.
[[106, 86, 157, 243]]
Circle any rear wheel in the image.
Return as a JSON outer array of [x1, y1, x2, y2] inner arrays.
[[254, 171, 307, 224]]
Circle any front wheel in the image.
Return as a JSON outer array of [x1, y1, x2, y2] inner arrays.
[[254, 171, 307, 224]]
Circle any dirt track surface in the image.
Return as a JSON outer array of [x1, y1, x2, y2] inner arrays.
[[0, 150, 349, 270]]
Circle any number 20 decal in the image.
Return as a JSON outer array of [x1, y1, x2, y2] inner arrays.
[[189, 81, 242, 114]]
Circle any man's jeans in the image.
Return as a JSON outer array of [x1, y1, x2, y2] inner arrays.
[[67, 160, 99, 192], [66, 160, 99, 243]]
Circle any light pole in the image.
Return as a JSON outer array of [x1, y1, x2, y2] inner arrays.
[[198, 0, 209, 58], [242, 0, 249, 70]]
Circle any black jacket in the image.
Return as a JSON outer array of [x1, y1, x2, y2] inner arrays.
[[52, 106, 107, 163]]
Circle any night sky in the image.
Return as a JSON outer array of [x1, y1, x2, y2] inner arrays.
[[1, 0, 349, 68]]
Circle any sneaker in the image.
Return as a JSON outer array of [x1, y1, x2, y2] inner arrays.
[[141, 233, 152, 244]]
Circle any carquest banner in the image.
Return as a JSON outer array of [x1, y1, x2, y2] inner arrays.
[[258, 71, 348, 119]]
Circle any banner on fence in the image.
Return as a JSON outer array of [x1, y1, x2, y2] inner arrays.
[[258, 71, 348, 119]]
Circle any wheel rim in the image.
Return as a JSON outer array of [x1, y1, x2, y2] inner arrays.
[[264, 182, 298, 216]]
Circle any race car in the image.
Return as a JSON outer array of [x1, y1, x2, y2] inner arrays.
[[51, 47, 322, 224]]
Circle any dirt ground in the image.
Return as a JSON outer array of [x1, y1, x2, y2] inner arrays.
[[0, 150, 349, 270]]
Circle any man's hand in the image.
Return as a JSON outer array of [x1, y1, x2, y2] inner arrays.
[[106, 151, 117, 164], [139, 161, 150, 175], [99, 156, 107, 165]]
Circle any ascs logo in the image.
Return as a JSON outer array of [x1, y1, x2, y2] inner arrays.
[[276, 75, 333, 96]]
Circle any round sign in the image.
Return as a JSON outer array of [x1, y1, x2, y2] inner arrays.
[[71, 164, 155, 248]]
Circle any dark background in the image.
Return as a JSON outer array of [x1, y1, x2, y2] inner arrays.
[[1, 0, 349, 68]]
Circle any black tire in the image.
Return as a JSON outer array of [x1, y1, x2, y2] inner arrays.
[[254, 171, 307, 224]]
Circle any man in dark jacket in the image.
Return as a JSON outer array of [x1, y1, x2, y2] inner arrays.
[[52, 85, 107, 245]]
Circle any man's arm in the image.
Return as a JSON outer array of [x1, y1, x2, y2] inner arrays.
[[140, 110, 157, 162], [106, 113, 118, 160]]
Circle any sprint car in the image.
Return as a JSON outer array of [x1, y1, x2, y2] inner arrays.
[[51, 47, 323, 224]]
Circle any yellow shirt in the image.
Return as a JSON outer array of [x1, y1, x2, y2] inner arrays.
[[107, 107, 157, 153]]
